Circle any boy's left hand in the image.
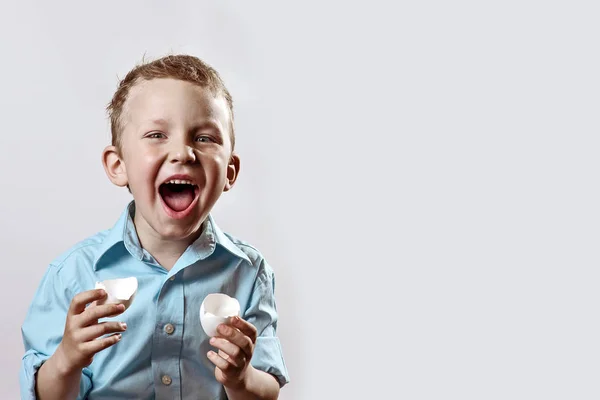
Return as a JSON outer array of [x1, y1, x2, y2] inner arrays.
[[208, 316, 257, 389]]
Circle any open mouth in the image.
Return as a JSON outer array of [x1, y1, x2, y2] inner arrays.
[[158, 179, 200, 214]]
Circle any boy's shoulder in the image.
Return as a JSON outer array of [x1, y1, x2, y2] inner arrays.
[[219, 230, 271, 269], [219, 232, 279, 289], [49, 229, 111, 272]]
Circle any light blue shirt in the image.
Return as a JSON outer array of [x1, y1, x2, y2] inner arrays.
[[20, 202, 289, 399]]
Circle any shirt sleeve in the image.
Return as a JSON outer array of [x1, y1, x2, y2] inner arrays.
[[20, 264, 93, 399], [244, 258, 290, 387]]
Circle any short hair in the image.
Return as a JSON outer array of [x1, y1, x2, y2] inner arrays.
[[107, 54, 235, 154]]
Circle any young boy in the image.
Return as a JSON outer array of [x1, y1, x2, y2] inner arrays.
[[20, 54, 289, 400]]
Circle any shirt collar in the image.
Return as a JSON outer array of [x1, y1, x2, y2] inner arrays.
[[205, 214, 251, 263], [93, 201, 249, 271]]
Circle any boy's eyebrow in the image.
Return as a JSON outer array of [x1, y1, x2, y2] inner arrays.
[[146, 118, 224, 135], [150, 118, 170, 127], [190, 119, 224, 135]]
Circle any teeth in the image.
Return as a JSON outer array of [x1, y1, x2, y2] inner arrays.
[[166, 179, 194, 185]]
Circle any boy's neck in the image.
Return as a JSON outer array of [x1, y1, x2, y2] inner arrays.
[[139, 237, 189, 271], [132, 211, 204, 271]]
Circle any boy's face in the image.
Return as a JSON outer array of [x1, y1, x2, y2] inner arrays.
[[103, 78, 239, 242]]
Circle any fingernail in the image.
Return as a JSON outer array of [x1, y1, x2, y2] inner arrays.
[[120, 322, 127, 330], [116, 334, 122, 340], [210, 337, 216, 345]]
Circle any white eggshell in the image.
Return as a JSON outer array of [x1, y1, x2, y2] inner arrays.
[[199, 293, 240, 337], [95, 277, 138, 311]]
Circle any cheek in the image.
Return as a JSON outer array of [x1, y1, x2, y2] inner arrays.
[[205, 158, 230, 182], [125, 151, 162, 185]]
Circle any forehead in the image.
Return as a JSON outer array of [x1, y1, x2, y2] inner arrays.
[[122, 78, 230, 132]]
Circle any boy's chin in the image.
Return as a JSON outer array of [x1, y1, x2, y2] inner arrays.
[[153, 222, 204, 241]]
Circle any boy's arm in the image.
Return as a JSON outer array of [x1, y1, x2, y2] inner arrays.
[[209, 317, 281, 400], [208, 257, 288, 399], [35, 355, 82, 400], [21, 266, 126, 400], [224, 366, 280, 400], [243, 259, 289, 387], [20, 265, 93, 400], [21, 349, 93, 400], [32, 289, 126, 400]]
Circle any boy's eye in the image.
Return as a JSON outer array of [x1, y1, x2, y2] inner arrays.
[[147, 132, 166, 139], [195, 136, 213, 143]]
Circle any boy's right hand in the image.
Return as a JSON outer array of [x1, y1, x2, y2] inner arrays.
[[53, 289, 127, 375]]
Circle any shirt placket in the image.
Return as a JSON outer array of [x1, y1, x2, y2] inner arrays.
[[152, 275, 184, 399]]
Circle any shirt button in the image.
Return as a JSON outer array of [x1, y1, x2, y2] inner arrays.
[[164, 323, 175, 335], [169, 275, 175, 281], [161, 375, 172, 386]]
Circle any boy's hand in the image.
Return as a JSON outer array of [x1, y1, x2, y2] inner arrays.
[[54, 289, 128, 375], [208, 316, 258, 390]]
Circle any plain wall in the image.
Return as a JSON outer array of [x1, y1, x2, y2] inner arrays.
[[1, 1, 599, 399]]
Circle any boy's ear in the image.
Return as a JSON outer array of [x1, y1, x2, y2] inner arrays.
[[102, 145, 128, 187], [224, 153, 240, 192]]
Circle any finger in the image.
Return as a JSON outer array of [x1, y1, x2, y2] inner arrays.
[[207, 350, 238, 374], [231, 317, 258, 343], [69, 289, 107, 316], [209, 337, 246, 368], [77, 321, 128, 342], [216, 324, 254, 359], [81, 333, 122, 355], [77, 303, 126, 327]]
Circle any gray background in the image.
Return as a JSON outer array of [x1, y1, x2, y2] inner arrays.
[[1, 1, 598, 399]]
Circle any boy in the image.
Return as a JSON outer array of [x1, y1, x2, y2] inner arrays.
[[20, 54, 289, 399]]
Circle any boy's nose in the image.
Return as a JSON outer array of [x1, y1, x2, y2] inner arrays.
[[169, 144, 197, 164]]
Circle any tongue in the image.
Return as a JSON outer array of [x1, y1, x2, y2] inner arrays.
[[160, 186, 195, 212]]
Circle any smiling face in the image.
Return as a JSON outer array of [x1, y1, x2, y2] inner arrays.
[[102, 78, 240, 243]]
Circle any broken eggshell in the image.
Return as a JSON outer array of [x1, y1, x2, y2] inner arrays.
[[95, 277, 138, 311], [199, 293, 241, 337]]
